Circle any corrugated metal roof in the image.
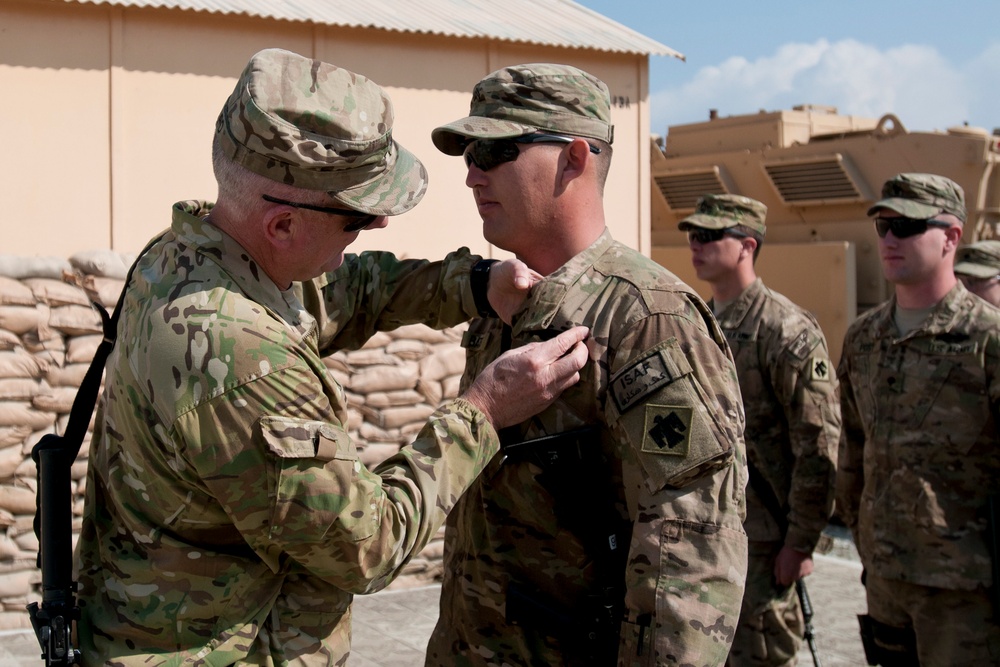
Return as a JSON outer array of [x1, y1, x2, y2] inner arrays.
[[66, 0, 684, 59]]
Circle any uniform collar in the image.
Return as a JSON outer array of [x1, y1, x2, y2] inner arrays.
[[712, 277, 764, 329], [877, 282, 971, 340], [512, 228, 615, 332], [171, 201, 315, 339]]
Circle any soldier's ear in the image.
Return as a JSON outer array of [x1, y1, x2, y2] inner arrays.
[[740, 237, 758, 259], [262, 206, 296, 249]]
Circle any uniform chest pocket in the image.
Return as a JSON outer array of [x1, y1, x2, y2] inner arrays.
[[849, 350, 886, 431], [901, 354, 989, 451]]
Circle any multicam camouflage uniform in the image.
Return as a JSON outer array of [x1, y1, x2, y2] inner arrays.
[[837, 283, 1000, 661], [76, 203, 496, 665], [425, 229, 749, 667], [714, 279, 840, 667]]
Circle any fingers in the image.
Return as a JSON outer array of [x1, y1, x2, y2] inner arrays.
[[495, 259, 542, 291], [459, 326, 590, 430]]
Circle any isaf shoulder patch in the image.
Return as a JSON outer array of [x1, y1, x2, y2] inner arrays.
[[610, 345, 693, 414], [641, 405, 692, 457], [788, 329, 820, 360]]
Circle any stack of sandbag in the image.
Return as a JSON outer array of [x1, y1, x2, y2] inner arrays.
[[325, 322, 468, 589], [0, 250, 132, 630], [0, 250, 468, 625]]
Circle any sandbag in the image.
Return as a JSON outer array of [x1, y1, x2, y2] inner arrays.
[[0, 255, 71, 280]]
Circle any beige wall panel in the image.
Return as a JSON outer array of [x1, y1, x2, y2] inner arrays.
[[319, 32, 494, 260], [2, 4, 653, 266], [652, 242, 856, 363], [0, 1, 111, 256], [111, 10, 315, 252]]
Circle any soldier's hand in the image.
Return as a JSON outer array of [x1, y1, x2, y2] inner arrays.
[[774, 545, 814, 587], [462, 326, 589, 429], [487, 259, 543, 324]]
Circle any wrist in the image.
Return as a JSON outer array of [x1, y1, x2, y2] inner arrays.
[[471, 258, 500, 318]]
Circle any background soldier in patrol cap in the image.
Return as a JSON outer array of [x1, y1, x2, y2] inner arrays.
[[954, 239, 1000, 307], [679, 194, 841, 666], [424, 63, 748, 666], [837, 173, 1000, 665], [74, 48, 591, 665]]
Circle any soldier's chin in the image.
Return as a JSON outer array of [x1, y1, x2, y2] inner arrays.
[[326, 253, 346, 272]]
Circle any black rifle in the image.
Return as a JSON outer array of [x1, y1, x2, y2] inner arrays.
[[25, 241, 156, 666], [498, 426, 632, 664], [746, 457, 823, 667], [796, 579, 822, 667]]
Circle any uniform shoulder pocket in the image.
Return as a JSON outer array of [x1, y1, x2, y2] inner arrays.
[[610, 341, 735, 492]]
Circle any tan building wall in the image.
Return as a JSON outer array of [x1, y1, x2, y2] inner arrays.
[[0, 0, 654, 261]]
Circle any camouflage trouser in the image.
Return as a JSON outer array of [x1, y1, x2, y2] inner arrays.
[[864, 571, 1000, 666], [727, 541, 802, 667]]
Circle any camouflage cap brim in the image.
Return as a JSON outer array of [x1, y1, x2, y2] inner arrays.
[[677, 214, 740, 231], [953, 261, 999, 279], [677, 193, 767, 235], [328, 141, 428, 216], [866, 198, 947, 220], [432, 118, 538, 156]]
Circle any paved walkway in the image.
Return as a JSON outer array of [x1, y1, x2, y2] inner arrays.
[[1, 544, 867, 666]]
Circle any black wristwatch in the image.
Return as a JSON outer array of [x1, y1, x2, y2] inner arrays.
[[471, 259, 500, 318]]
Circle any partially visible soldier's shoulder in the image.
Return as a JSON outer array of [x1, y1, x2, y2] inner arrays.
[[964, 292, 1000, 331], [845, 300, 891, 340], [594, 242, 687, 290], [759, 286, 827, 351]]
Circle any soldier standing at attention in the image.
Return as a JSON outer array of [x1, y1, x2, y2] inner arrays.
[[837, 173, 1000, 665], [74, 48, 590, 665], [678, 194, 840, 666], [953, 239, 1000, 307], [424, 63, 749, 667]]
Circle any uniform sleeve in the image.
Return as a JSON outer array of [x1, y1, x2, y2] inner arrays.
[[302, 247, 482, 353], [172, 360, 499, 595], [835, 337, 865, 541], [771, 325, 840, 553], [605, 307, 749, 666]]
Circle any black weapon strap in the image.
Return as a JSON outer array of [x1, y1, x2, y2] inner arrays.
[[32, 235, 164, 539], [746, 455, 789, 536]]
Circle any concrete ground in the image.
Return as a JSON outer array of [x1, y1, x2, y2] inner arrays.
[[1, 541, 867, 666]]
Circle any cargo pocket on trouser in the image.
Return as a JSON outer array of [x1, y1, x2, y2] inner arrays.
[[654, 519, 748, 666]]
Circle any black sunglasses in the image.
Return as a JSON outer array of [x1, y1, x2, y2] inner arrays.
[[463, 133, 601, 171], [686, 228, 748, 245], [261, 194, 380, 232], [874, 216, 953, 239]]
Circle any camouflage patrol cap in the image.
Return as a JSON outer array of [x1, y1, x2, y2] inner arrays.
[[431, 63, 614, 156], [215, 48, 426, 216], [867, 172, 967, 223], [954, 240, 1000, 279], [677, 194, 768, 236]]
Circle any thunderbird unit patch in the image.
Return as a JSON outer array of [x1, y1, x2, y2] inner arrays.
[[641, 405, 692, 457]]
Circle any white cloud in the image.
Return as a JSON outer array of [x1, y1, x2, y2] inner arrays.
[[652, 38, 997, 135]]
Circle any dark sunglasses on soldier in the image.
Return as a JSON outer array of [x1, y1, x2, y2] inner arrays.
[[686, 228, 748, 245], [873, 216, 953, 239], [261, 194, 380, 232], [463, 133, 601, 171]]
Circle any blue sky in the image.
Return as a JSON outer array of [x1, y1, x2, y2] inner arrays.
[[574, 1, 1000, 136]]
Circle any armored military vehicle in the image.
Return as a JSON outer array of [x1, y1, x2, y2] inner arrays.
[[650, 105, 1000, 360]]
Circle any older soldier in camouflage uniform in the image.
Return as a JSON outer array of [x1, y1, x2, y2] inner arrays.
[[837, 173, 1000, 665], [679, 195, 840, 666], [424, 64, 748, 667], [74, 48, 590, 665], [954, 239, 1000, 307]]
